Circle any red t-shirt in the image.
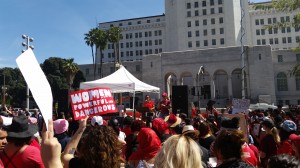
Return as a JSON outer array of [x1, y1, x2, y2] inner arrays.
[[242, 143, 258, 167], [143, 101, 154, 111], [0, 145, 44, 168], [159, 99, 171, 114], [277, 140, 294, 156], [122, 127, 132, 137]]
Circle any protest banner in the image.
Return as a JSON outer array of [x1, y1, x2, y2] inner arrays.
[[232, 98, 250, 114], [69, 87, 117, 120], [16, 49, 53, 129]]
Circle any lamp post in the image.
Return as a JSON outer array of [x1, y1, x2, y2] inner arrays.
[[21, 34, 34, 111], [197, 66, 204, 107]]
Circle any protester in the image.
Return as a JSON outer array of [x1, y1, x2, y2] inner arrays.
[[182, 125, 209, 166], [267, 154, 300, 168], [157, 92, 171, 119], [108, 117, 126, 143], [289, 134, 300, 158], [125, 120, 146, 161], [164, 113, 181, 135], [62, 117, 122, 168], [128, 128, 161, 168], [53, 119, 71, 152], [90, 115, 103, 127], [259, 119, 280, 167], [151, 118, 170, 143], [213, 130, 253, 168], [198, 121, 216, 151], [0, 117, 7, 152], [122, 116, 133, 136], [143, 95, 155, 113], [154, 134, 203, 168], [277, 120, 297, 155], [0, 115, 44, 168]]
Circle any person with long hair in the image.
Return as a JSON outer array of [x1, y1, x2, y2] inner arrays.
[[154, 134, 203, 168], [259, 119, 280, 167], [213, 130, 253, 168], [62, 117, 122, 168], [198, 121, 216, 151]]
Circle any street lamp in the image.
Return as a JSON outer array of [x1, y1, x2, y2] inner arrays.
[[21, 34, 34, 111]]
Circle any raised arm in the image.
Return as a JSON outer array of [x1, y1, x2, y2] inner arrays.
[[61, 117, 87, 168]]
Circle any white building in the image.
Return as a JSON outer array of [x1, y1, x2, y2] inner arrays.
[[80, 0, 300, 107]]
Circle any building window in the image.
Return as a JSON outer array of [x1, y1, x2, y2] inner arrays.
[[255, 19, 259, 25], [136, 50, 139, 56], [296, 36, 300, 42], [211, 8, 215, 14], [282, 28, 286, 33], [187, 11, 191, 17], [218, 7, 223, 13], [296, 54, 300, 61], [278, 55, 283, 62], [282, 37, 287, 44], [128, 22, 132, 25], [187, 21, 192, 27], [260, 19, 264, 25], [196, 41, 200, 47], [257, 39, 261, 45], [296, 76, 300, 90], [211, 18, 215, 24], [281, 17, 285, 22], [187, 2, 191, 9], [220, 28, 224, 34], [195, 2, 199, 8], [139, 32, 142, 38], [156, 18, 160, 22], [218, 0, 222, 4], [135, 41, 138, 47], [219, 17, 223, 24], [203, 9, 207, 15], [204, 40, 208, 46], [273, 17, 277, 23], [277, 72, 288, 91], [210, 0, 214, 5], [203, 19, 207, 25], [188, 41, 192, 48], [269, 38, 273, 44], [288, 37, 292, 43], [158, 30, 162, 36], [268, 18, 272, 24], [274, 28, 278, 34], [195, 10, 199, 16], [203, 29, 207, 36], [261, 29, 265, 35], [196, 30, 200, 37], [268, 28, 273, 34], [262, 39, 266, 45], [188, 31, 192, 37], [275, 38, 279, 44], [195, 20, 199, 26], [286, 16, 290, 22], [287, 27, 291, 32], [212, 39, 216, 45], [220, 38, 224, 45], [211, 29, 216, 35], [137, 21, 141, 24], [147, 20, 151, 23], [256, 29, 260, 35], [119, 23, 123, 26], [202, 1, 207, 7]]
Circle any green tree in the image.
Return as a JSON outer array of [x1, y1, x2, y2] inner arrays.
[[108, 26, 122, 71], [94, 29, 108, 78], [254, 0, 300, 75], [84, 28, 98, 79], [62, 58, 79, 90]]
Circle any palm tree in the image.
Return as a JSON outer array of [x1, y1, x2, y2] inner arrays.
[[108, 26, 122, 71], [62, 58, 79, 90], [84, 28, 98, 79], [94, 29, 108, 78]]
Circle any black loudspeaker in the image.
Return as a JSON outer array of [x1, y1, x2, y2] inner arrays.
[[172, 85, 188, 116]]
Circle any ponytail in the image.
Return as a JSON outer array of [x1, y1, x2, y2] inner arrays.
[[270, 127, 280, 144]]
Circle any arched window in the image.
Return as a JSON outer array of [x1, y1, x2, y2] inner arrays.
[[296, 75, 300, 90], [277, 72, 288, 91]]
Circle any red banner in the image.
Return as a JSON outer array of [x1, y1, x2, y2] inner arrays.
[[69, 87, 117, 120]]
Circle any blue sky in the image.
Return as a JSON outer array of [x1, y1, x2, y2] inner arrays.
[[0, 0, 268, 68]]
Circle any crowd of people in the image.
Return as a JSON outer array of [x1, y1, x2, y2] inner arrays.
[[0, 92, 299, 168]]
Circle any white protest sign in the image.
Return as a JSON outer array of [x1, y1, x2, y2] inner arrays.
[[16, 49, 52, 129], [232, 98, 250, 114]]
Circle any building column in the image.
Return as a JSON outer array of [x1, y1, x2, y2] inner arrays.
[[228, 75, 233, 99]]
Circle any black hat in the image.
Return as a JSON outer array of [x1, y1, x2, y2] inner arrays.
[[6, 115, 37, 138]]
